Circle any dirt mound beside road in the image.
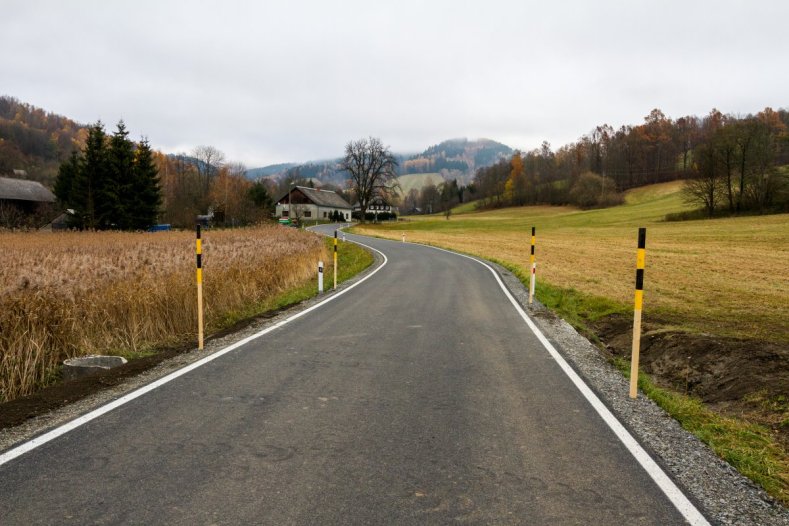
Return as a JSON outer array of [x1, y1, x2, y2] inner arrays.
[[596, 314, 789, 441]]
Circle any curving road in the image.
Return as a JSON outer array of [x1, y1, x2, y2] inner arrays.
[[0, 226, 702, 524]]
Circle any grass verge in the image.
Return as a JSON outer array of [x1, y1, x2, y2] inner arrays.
[[489, 257, 629, 341], [503, 253, 789, 506], [215, 236, 373, 329], [614, 358, 789, 505]]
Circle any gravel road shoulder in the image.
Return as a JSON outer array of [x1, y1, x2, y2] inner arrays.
[[484, 257, 789, 526]]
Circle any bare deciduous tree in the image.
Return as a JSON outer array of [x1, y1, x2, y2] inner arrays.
[[684, 143, 721, 217], [340, 137, 398, 223], [192, 145, 226, 197]]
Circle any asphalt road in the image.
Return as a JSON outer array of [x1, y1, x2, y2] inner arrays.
[[0, 226, 695, 525]]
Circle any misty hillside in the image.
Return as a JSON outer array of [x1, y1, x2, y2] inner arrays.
[[400, 138, 512, 179], [245, 162, 299, 179]]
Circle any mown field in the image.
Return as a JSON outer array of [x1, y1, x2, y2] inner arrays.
[[360, 181, 788, 343], [0, 225, 371, 402]]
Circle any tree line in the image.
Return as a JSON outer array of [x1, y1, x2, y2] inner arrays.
[[154, 145, 273, 228], [402, 178, 468, 218], [54, 121, 161, 230], [472, 107, 789, 214]]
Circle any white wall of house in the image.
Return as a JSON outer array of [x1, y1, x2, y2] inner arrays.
[[276, 203, 351, 221]]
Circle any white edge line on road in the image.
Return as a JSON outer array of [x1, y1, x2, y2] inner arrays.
[[424, 244, 710, 526], [0, 236, 387, 468]]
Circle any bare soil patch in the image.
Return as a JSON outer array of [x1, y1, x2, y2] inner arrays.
[[595, 313, 789, 444]]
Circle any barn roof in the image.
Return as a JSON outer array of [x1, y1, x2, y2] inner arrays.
[[0, 177, 56, 203]]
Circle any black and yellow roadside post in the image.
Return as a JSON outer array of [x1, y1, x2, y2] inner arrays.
[[196, 224, 204, 350], [333, 230, 338, 290], [529, 226, 536, 304], [629, 227, 646, 398]]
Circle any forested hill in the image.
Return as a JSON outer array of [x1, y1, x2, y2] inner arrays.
[[250, 138, 513, 186], [400, 138, 512, 178], [0, 96, 88, 186]]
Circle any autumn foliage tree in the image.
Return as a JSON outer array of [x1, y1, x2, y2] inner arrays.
[[471, 106, 789, 215], [155, 149, 273, 228]]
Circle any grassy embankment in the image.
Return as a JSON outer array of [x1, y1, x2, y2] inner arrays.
[[0, 225, 372, 403], [353, 181, 789, 504]]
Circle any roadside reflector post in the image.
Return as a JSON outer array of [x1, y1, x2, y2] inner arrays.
[[196, 224, 204, 350], [318, 261, 324, 293], [333, 230, 338, 290], [630, 227, 647, 399], [402, 232, 405, 243], [529, 226, 536, 304]]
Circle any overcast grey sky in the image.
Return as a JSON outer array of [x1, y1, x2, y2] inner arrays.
[[2, 1, 787, 167]]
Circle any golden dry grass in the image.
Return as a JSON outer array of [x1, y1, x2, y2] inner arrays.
[[0, 225, 328, 402], [357, 181, 789, 342]]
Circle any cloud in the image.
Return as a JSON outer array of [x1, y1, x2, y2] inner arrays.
[[2, 0, 787, 166]]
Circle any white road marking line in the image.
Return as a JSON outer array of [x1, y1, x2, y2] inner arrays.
[[0, 238, 387, 468], [423, 243, 710, 526]]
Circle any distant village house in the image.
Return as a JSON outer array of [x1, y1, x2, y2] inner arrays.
[[352, 195, 399, 220], [275, 186, 352, 221]]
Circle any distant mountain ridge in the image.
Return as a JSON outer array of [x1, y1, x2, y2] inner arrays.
[[245, 163, 299, 179], [248, 138, 513, 188]]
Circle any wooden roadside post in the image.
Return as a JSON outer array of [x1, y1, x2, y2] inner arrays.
[[196, 224, 204, 350], [630, 227, 647, 398], [529, 226, 536, 304], [333, 230, 338, 290]]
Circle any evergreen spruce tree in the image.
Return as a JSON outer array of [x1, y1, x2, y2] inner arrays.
[[131, 138, 162, 229], [108, 121, 135, 229], [248, 181, 272, 209], [71, 122, 109, 229], [53, 150, 79, 203], [53, 150, 83, 228]]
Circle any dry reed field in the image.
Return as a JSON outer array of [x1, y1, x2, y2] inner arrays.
[[354, 182, 789, 343], [0, 225, 327, 402]]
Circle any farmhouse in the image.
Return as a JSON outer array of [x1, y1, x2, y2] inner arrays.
[[0, 176, 55, 212], [275, 186, 352, 221], [352, 195, 399, 219]]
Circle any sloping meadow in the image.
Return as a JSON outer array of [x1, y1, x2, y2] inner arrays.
[[0, 225, 327, 402]]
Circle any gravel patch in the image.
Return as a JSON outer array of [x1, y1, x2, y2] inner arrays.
[[484, 258, 789, 526]]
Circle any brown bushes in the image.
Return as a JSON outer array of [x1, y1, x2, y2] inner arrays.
[[0, 225, 327, 402]]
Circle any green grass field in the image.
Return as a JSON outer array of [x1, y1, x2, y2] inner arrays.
[[449, 199, 480, 214], [395, 173, 445, 197], [356, 181, 789, 343]]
